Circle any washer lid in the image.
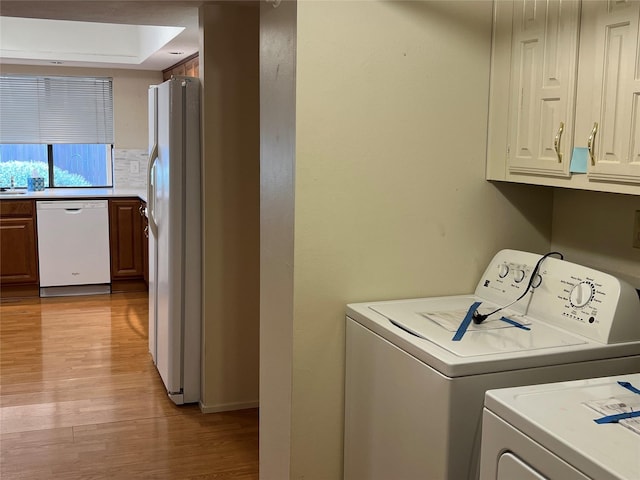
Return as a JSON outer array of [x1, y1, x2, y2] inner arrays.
[[370, 297, 586, 357]]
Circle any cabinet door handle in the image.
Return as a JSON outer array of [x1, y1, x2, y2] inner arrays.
[[139, 204, 145, 216], [144, 225, 149, 238], [554, 122, 565, 163], [587, 122, 598, 166]]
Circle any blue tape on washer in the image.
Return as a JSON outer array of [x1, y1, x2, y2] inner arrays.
[[452, 301, 481, 342], [499, 317, 531, 330]]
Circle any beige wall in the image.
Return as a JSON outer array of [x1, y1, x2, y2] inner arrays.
[[551, 189, 640, 288], [260, 1, 553, 479], [199, 3, 260, 411], [0, 64, 161, 149]]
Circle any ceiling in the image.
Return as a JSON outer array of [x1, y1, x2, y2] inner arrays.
[[0, 1, 202, 71]]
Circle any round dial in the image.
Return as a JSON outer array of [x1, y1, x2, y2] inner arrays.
[[498, 264, 509, 278], [569, 281, 595, 308], [531, 274, 542, 289], [513, 270, 526, 283]]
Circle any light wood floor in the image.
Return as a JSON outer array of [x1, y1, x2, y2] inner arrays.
[[0, 292, 258, 479]]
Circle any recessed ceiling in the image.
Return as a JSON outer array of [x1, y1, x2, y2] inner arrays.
[[1, 17, 185, 67], [0, 1, 201, 71]]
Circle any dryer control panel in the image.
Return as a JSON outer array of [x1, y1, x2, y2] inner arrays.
[[474, 250, 640, 344]]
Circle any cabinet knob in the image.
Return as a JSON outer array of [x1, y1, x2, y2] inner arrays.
[[587, 122, 598, 166], [143, 225, 149, 238]]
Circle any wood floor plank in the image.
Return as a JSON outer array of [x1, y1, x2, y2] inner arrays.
[[0, 371, 169, 407], [0, 292, 258, 479]]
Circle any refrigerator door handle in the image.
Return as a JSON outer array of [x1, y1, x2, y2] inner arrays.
[[147, 143, 159, 238]]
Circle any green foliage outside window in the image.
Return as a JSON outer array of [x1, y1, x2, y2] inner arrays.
[[0, 160, 90, 188]]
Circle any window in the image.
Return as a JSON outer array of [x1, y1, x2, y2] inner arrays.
[[0, 144, 113, 188], [0, 75, 114, 188]]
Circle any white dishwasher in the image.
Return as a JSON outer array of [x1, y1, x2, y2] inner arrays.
[[37, 200, 111, 296]]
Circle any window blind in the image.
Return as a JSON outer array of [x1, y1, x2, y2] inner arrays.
[[0, 75, 114, 144]]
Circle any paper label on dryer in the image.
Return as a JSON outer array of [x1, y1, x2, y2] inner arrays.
[[584, 396, 640, 436]]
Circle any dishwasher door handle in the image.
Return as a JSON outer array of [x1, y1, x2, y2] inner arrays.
[[64, 208, 82, 214]]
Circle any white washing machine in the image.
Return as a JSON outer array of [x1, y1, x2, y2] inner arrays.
[[344, 250, 640, 480], [480, 374, 640, 480]]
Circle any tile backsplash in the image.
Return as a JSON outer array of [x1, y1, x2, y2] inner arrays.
[[113, 149, 149, 189]]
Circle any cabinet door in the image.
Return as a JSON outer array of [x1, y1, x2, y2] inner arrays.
[[109, 199, 144, 279], [0, 217, 38, 284], [579, 0, 640, 184], [507, 0, 580, 177], [185, 57, 198, 77], [173, 63, 187, 77]]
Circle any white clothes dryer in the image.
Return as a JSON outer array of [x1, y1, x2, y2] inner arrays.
[[344, 250, 640, 480], [480, 374, 640, 480]]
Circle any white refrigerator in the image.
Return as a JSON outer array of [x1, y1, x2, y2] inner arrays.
[[147, 77, 201, 405]]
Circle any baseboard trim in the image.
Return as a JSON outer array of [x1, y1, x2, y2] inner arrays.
[[0, 283, 39, 300], [199, 400, 259, 414], [40, 284, 111, 297], [111, 278, 148, 293]]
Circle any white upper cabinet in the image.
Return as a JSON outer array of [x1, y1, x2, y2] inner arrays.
[[507, 0, 580, 177], [487, 0, 640, 195], [577, 0, 640, 184]]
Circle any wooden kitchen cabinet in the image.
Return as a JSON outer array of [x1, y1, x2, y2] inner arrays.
[[0, 200, 39, 298], [109, 198, 147, 292], [162, 53, 199, 81], [487, 0, 640, 195]]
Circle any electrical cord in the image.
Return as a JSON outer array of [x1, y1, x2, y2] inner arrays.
[[472, 251, 564, 324]]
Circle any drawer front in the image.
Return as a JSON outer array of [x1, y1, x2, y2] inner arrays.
[[0, 200, 34, 217]]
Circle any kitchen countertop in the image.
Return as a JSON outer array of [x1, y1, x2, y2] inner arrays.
[[0, 187, 147, 203]]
